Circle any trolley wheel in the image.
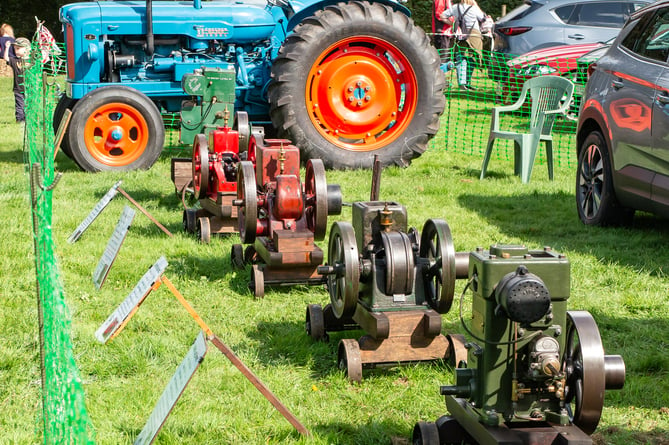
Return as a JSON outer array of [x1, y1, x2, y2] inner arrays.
[[192, 133, 210, 199], [196, 216, 211, 244], [237, 161, 258, 244], [231, 244, 245, 270], [419, 219, 456, 314], [306, 304, 327, 341], [338, 339, 362, 382], [446, 334, 468, 368], [244, 245, 258, 264], [327, 222, 360, 318], [412, 421, 440, 445], [251, 264, 264, 298], [182, 209, 197, 233], [562, 311, 607, 435], [304, 159, 329, 240]]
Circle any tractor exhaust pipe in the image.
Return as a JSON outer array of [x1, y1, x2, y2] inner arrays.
[[146, 0, 154, 57]]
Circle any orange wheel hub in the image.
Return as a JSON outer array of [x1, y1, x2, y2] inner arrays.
[[83, 102, 150, 166], [306, 36, 418, 151]]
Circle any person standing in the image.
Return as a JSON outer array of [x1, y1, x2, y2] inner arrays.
[[432, 0, 455, 73], [441, 0, 489, 90], [4, 37, 30, 123]]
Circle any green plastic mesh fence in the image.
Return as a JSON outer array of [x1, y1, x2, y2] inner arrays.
[[431, 45, 581, 169], [23, 40, 95, 444]]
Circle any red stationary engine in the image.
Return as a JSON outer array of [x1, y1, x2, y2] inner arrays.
[[183, 112, 260, 242], [232, 138, 343, 297]]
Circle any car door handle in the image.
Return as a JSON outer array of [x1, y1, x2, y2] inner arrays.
[[612, 79, 624, 90], [568, 33, 585, 40], [657, 92, 669, 105]]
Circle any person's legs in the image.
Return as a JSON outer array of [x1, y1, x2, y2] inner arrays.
[[14, 91, 25, 122], [436, 35, 455, 73], [463, 31, 483, 88]]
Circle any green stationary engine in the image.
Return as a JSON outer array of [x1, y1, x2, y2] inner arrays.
[[413, 245, 626, 445], [180, 67, 237, 145]]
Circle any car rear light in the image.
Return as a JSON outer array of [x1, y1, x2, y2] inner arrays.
[[497, 26, 533, 36]]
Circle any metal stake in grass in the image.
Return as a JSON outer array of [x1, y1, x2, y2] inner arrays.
[[96, 258, 310, 438], [68, 180, 173, 243]]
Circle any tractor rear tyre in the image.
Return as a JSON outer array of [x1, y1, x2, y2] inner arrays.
[[67, 86, 164, 172], [53, 94, 76, 158], [269, 1, 444, 170]]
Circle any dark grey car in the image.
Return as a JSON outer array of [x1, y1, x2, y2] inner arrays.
[[494, 0, 649, 56], [576, 0, 669, 225]]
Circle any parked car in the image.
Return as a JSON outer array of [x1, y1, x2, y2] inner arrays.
[[493, 41, 607, 109], [576, 0, 669, 225], [494, 0, 649, 56]]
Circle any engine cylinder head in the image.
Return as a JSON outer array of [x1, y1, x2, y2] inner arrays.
[[495, 265, 550, 324]]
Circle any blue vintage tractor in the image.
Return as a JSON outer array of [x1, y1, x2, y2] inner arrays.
[[56, 0, 445, 172]]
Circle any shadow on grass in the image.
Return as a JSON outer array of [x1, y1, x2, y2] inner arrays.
[[309, 420, 412, 445], [457, 191, 669, 277], [247, 313, 457, 383], [593, 426, 669, 445], [0, 147, 23, 164]]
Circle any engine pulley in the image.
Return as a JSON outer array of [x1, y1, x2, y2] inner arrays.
[[380, 231, 415, 296]]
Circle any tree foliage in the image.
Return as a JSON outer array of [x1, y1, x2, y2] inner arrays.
[[0, 0, 66, 40], [0, 0, 524, 46]]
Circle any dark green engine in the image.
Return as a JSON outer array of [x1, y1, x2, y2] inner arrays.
[[414, 245, 626, 445]]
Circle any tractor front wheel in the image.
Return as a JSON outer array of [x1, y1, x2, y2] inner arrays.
[[67, 86, 164, 172], [269, 1, 444, 169], [53, 94, 76, 158]]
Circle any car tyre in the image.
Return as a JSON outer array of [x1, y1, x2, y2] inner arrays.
[[576, 130, 633, 226]]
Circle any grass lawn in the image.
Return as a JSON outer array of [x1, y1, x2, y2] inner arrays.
[[1, 75, 668, 444]]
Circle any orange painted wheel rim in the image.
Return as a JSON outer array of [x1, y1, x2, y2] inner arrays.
[[306, 36, 418, 152], [83, 102, 150, 166]]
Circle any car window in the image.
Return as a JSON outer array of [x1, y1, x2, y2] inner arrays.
[[555, 5, 577, 23], [567, 2, 628, 27], [502, 2, 543, 21], [622, 8, 669, 63]]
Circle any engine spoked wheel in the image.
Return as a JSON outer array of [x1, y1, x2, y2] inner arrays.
[[419, 219, 456, 314], [67, 86, 164, 172], [268, 1, 444, 169], [234, 111, 251, 153], [237, 161, 258, 244], [304, 159, 328, 240], [192, 134, 210, 199], [327, 222, 360, 319], [562, 310, 607, 435]]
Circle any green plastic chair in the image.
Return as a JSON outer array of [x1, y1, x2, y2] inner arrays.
[[480, 76, 574, 183]]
